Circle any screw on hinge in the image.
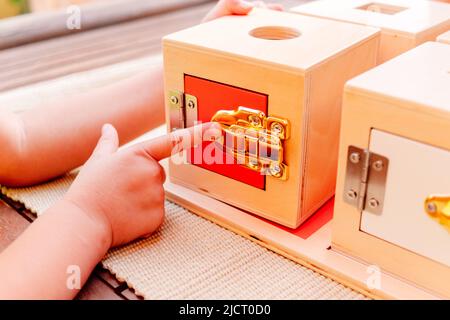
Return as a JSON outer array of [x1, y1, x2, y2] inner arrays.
[[372, 160, 384, 171], [346, 189, 358, 200], [187, 100, 195, 109], [170, 95, 179, 105], [368, 198, 379, 209], [349, 152, 361, 164]]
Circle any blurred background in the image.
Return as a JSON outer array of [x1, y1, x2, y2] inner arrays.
[[0, 0, 447, 94], [0, 0, 305, 93], [1, 0, 105, 17], [0, 0, 447, 18]]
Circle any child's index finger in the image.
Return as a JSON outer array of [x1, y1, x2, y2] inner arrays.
[[139, 123, 221, 162]]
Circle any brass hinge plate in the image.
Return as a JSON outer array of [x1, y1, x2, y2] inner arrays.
[[343, 146, 389, 214], [168, 90, 185, 131], [168, 90, 198, 131]]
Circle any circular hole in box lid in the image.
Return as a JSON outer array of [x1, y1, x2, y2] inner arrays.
[[249, 26, 301, 40]]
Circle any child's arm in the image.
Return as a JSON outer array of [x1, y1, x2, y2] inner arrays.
[[0, 124, 210, 299], [0, 67, 165, 187], [0, 0, 282, 188]]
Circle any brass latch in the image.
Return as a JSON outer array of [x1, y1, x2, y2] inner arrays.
[[424, 195, 450, 232], [212, 107, 290, 180]]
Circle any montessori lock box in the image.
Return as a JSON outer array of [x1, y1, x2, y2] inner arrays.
[[291, 0, 450, 63], [334, 42, 450, 297], [163, 8, 380, 228]]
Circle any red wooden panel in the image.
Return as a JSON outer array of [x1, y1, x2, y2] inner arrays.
[[272, 198, 333, 238], [184, 75, 268, 189]]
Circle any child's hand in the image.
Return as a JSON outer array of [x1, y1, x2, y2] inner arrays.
[[0, 124, 219, 299], [203, 0, 283, 22], [64, 124, 212, 247]]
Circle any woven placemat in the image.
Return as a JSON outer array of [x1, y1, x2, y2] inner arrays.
[[1, 169, 367, 300]]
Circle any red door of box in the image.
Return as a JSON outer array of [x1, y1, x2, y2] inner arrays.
[[184, 75, 268, 189]]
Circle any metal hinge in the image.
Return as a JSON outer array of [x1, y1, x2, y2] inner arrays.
[[168, 90, 198, 131], [343, 146, 389, 214]]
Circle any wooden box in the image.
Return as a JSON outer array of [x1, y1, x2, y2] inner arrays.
[[291, 0, 450, 63], [163, 8, 380, 228], [437, 30, 450, 43], [334, 41, 450, 297]]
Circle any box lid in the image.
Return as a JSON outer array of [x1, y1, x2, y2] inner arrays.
[[292, 0, 450, 36], [163, 8, 379, 73], [346, 42, 450, 112]]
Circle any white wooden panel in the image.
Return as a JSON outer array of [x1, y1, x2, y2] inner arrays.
[[361, 129, 450, 267]]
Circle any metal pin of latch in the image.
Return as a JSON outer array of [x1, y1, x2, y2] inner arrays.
[[424, 195, 450, 232], [211, 106, 290, 180]]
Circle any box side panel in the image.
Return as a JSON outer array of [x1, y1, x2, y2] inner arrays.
[[379, 17, 450, 63], [378, 32, 415, 63], [301, 35, 379, 222]]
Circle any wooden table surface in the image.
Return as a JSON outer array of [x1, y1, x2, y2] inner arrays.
[[0, 0, 310, 299]]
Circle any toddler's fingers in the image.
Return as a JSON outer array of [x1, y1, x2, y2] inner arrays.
[[203, 0, 252, 22], [90, 124, 119, 160], [228, 0, 254, 14], [137, 122, 222, 162]]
